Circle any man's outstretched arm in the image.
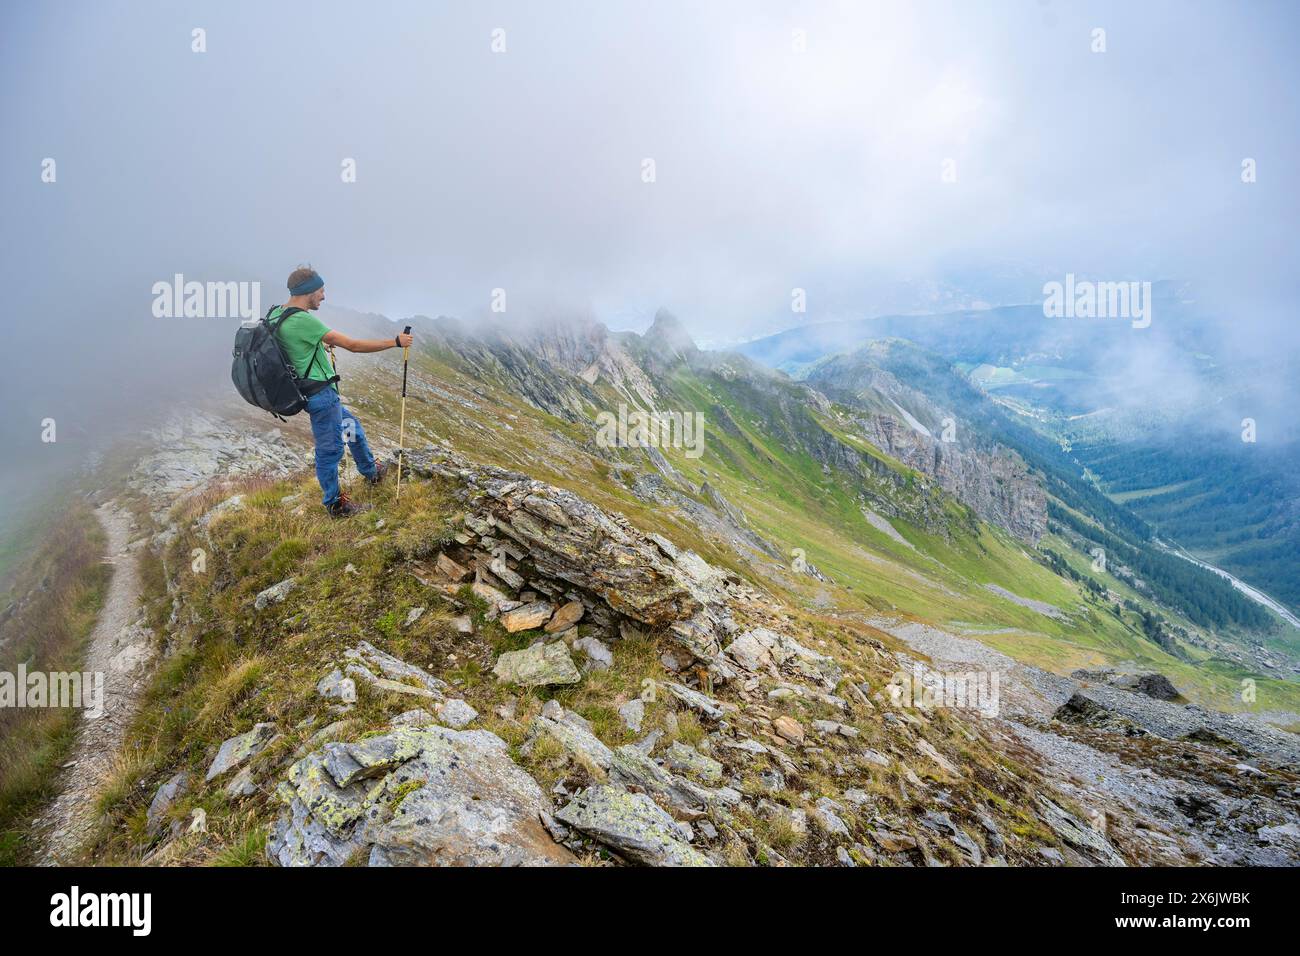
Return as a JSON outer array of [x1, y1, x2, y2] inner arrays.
[[323, 329, 414, 353]]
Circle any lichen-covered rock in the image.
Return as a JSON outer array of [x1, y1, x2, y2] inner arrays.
[[316, 669, 356, 703], [606, 745, 736, 817], [205, 723, 277, 781], [556, 785, 715, 867], [1036, 796, 1126, 867], [493, 642, 581, 687], [224, 766, 257, 798], [254, 578, 295, 610], [665, 741, 723, 786], [811, 797, 851, 838], [618, 698, 645, 733], [526, 713, 614, 770], [664, 681, 724, 719], [725, 627, 842, 690], [269, 726, 575, 867], [391, 708, 437, 727], [146, 771, 189, 836], [344, 641, 446, 697], [436, 699, 479, 729], [322, 727, 432, 787]]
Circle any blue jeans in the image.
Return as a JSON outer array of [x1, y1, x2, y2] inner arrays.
[[305, 387, 377, 507]]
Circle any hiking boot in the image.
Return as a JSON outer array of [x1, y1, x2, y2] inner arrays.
[[366, 461, 390, 485], [326, 493, 363, 518]]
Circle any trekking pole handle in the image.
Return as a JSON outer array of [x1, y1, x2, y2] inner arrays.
[[401, 326, 411, 397]]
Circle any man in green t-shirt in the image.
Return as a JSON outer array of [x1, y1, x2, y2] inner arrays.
[[273, 266, 413, 518]]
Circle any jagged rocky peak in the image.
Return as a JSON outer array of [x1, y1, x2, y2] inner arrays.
[[642, 308, 699, 364]]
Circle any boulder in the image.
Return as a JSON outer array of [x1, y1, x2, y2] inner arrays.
[[436, 699, 479, 729], [574, 635, 614, 669], [545, 600, 586, 633], [556, 785, 714, 866], [1035, 796, 1126, 866], [812, 798, 851, 837], [664, 681, 724, 719], [500, 601, 555, 633], [206, 723, 278, 781], [526, 713, 614, 770], [618, 699, 645, 733], [316, 669, 356, 703], [343, 642, 447, 699], [269, 726, 575, 867], [494, 642, 581, 687], [254, 578, 295, 611], [773, 715, 805, 745], [224, 766, 258, 798], [146, 771, 189, 836], [665, 741, 723, 786]]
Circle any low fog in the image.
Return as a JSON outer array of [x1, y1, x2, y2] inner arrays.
[[2, 0, 1298, 512]]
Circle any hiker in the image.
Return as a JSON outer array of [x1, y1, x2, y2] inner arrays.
[[270, 266, 414, 518]]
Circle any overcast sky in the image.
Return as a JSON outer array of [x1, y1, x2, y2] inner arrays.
[[2, 0, 1298, 497]]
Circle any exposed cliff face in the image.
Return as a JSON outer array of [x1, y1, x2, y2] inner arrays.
[[807, 346, 1048, 543], [854, 415, 1047, 543], [422, 315, 657, 421]]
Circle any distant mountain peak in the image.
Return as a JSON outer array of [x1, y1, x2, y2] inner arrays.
[[644, 308, 698, 359]]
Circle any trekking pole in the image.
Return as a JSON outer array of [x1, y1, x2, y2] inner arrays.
[[396, 326, 412, 501]]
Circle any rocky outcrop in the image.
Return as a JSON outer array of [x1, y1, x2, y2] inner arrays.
[[1071, 669, 1182, 702], [268, 725, 576, 867], [131, 412, 301, 521], [402, 446, 767, 677]]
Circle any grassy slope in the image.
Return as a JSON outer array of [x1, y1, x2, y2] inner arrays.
[[330, 344, 1299, 715], [88, 465, 1069, 866]]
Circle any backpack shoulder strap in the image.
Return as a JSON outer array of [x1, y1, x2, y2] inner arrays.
[[265, 305, 338, 386], [267, 305, 303, 333]]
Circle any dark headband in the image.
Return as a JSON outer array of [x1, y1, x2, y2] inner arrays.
[[289, 273, 324, 296]]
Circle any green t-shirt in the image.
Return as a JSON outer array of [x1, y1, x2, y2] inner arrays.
[[270, 306, 337, 391]]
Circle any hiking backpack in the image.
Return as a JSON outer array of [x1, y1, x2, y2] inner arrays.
[[231, 306, 339, 419]]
